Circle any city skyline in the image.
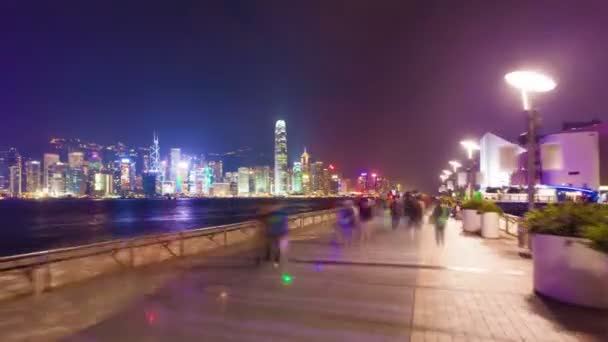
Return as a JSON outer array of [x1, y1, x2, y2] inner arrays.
[[3, 2, 608, 191], [0, 118, 392, 198]]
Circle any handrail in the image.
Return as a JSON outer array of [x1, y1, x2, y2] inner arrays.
[[0, 208, 338, 268]]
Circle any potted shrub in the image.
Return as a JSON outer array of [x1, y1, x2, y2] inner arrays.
[[525, 203, 608, 309], [461, 199, 483, 233], [478, 201, 503, 239]]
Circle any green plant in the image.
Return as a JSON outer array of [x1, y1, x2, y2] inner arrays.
[[525, 203, 608, 253], [477, 201, 503, 215], [583, 224, 608, 253], [461, 199, 483, 211]]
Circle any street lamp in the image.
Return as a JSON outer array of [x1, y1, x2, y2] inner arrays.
[[505, 70, 556, 209], [460, 140, 480, 159], [449, 160, 462, 173], [460, 140, 480, 199]]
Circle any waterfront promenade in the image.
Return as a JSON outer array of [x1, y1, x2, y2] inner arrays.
[[1, 215, 607, 341]]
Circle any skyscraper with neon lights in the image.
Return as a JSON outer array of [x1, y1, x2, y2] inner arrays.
[[274, 120, 288, 195]]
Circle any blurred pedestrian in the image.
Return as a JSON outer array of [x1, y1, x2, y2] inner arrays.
[[337, 200, 357, 246], [390, 195, 402, 230], [358, 197, 374, 243], [430, 199, 450, 246], [258, 204, 290, 269]]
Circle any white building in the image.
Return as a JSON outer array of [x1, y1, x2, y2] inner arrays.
[[540, 130, 600, 190], [479, 133, 525, 188]]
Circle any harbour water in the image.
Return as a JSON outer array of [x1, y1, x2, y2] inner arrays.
[[0, 198, 342, 257]]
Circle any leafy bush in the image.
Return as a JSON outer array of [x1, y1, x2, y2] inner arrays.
[[583, 224, 608, 253], [461, 199, 484, 211], [525, 203, 608, 253], [477, 201, 503, 214]]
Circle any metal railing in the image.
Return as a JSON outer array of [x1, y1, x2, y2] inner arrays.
[[0, 208, 338, 300], [498, 213, 531, 257], [484, 193, 557, 203]]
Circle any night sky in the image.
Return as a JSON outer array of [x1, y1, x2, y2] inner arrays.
[[2, 0, 608, 191]]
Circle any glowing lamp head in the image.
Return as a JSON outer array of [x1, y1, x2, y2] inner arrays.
[[460, 140, 480, 159], [505, 70, 556, 110], [178, 161, 189, 169], [449, 160, 461, 171]]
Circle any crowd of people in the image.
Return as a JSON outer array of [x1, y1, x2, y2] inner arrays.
[[254, 194, 454, 275]]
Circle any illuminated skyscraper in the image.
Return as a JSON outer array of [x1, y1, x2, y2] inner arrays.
[[147, 132, 162, 195], [66, 167, 86, 196], [238, 167, 250, 195], [48, 162, 67, 197], [274, 120, 288, 195], [292, 162, 303, 193], [93, 172, 113, 197], [311, 161, 324, 193], [301, 148, 311, 194], [119, 158, 133, 193], [9, 165, 21, 197], [68, 151, 84, 169], [253, 166, 271, 194], [169, 148, 181, 183], [43, 153, 60, 192], [25, 160, 42, 194]]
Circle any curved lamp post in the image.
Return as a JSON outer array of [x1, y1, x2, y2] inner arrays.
[[505, 70, 556, 209], [460, 140, 480, 199]]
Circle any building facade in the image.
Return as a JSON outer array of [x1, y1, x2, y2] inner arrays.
[[292, 162, 303, 193], [238, 167, 250, 195], [43, 153, 60, 193], [25, 160, 42, 194], [540, 130, 600, 189]]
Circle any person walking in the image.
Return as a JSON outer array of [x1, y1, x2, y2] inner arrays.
[[258, 204, 290, 269], [337, 200, 357, 246], [358, 197, 374, 243], [390, 195, 402, 230], [430, 198, 450, 247]]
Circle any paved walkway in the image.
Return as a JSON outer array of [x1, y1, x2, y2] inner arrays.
[[1, 214, 607, 341]]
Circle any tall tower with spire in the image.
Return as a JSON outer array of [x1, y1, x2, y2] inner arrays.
[[301, 147, 311, 194], [274, 120, 288, 195], [149, 132, 161, 176]]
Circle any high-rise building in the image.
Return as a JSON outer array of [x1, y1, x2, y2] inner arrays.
[[119, 158, 135, 193], [169, 148, 181, 183], [93, 172, 114, 197], [311, 161, 324, 193], [274, 120, 288, 195], [301, 148, 311, 194], [176, 160, 189, 194], [208, 160, 223, 183], [43, 153, 60, 192], [292, 162, 303, 193], [253, 166, 271, 194], [68, 151, 84, 169], [25, 160, 42, 194], [48, 162, 67, 197], [0, 148, 21, 194], [9, 165, 21, 197], [238, 167, 250, 195], [66, 168, 86, 196]]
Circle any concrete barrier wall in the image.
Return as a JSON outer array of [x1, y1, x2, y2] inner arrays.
[[0, 209, 337, 302]]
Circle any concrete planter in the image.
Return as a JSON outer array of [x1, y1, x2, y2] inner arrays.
[[462, 209, 481, 233], [532, 234, 608, 309], [481, 212, 500, 239]]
